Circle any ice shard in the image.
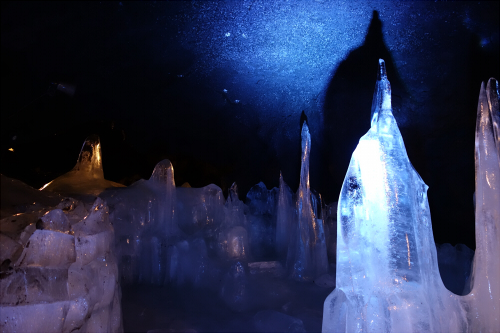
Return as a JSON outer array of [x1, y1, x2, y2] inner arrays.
[[465, 78, 500, 332], [40, 135, 124, 196], [322, 60, 466, 332], [288, 122, 328, 280]]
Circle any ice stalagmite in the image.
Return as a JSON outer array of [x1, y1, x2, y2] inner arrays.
[[322, 60, 466, 333], [149, 159, 176, 237], [465, 78, 500, 332], [276, 172, 294, 261], [288, 122, 328, 280], [139, 159, 177, 285], [221, 183, 250, 260], [40, 135, 124, 196]]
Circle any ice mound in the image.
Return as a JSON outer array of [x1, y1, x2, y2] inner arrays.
[[0, 194, 122, 332], [40, 135, 124, 197], [322, 61, 499, 332], [1, 174, 63, 218]]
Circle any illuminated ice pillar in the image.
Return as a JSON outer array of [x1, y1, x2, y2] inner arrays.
[[323, 60, 465, 332], [465, 78, 500, 332], [288, 122, 328, 280]]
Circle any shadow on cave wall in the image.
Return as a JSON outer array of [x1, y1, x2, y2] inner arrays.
[[320, 10, 409, 203]]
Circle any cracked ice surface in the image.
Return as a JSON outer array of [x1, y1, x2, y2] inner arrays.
[[322, 60, 499, 333]]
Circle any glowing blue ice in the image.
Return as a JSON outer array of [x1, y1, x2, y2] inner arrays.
[[323, 60, 500, 333]]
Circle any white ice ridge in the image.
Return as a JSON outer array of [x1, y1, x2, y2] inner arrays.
[[322, 60, 499, 332]]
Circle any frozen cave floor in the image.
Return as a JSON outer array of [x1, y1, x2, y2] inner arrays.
[[121, 272, 334, 333]]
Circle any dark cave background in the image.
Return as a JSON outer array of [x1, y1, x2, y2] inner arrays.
[[1, 1, 499, 251]]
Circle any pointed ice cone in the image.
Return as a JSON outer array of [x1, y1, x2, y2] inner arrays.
[[465, 78, 500, 332], [323, 60, 465, 333], [288, 121, 328, 280], [40, 135, 124, 196]]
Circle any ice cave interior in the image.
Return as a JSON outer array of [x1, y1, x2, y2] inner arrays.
[[1, 1, 499, 333]]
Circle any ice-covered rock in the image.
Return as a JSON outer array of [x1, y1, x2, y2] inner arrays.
[[0, 174, 62, 218], [0, 195, 122, 332], [16, 230, 76, 267], [40, 135, 124, 197], [39, 208, 71, 233]]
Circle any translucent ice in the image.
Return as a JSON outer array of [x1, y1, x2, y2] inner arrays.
[[223, 182, 247, 229], [176, 183, 224, 236], [0, 193, 122, 332], [0, 267, 69, 304], [465, 77, 500, 331], [322, 61, 499, 333], [225, 226, 251, 260], [103, 159, 178, 285], [323, 60, 464, 332], [148, 159, 177, 237], [16, 229, 76, 267], [288, 122, 328, 281], [276, 172, 295, 261], [40, 135, 124, 197], [39, 208, 71, 233]]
